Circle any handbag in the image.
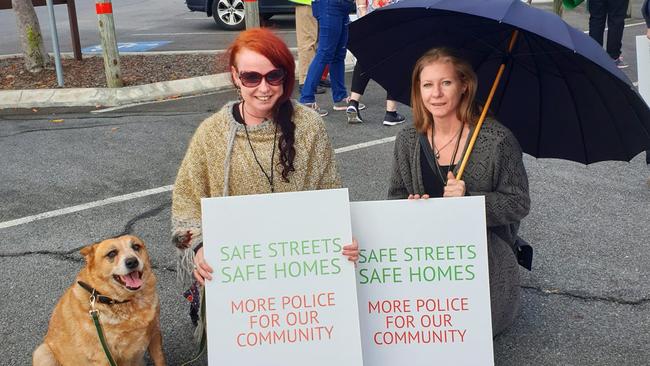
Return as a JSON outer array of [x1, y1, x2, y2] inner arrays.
[[515, 236, 533, 271], [562, 0, 585, 10]]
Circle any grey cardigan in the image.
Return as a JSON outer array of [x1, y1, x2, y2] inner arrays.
[[388, 118, 531, 251]]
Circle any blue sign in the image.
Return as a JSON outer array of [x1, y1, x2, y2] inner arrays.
[[82, 41, 172, 53]]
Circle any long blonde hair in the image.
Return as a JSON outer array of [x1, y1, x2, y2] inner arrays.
[[410, 48, 480, 133]]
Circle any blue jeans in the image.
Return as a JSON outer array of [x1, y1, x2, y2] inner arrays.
[[299, 0, 350, 104]]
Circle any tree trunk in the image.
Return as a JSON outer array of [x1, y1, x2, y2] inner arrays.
[[12, 0, 50, 72]]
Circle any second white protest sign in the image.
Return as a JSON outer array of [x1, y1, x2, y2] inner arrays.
[[351, 197, 494, 366]]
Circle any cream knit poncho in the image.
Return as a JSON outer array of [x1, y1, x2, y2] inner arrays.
[[172, 101, 341, 287]]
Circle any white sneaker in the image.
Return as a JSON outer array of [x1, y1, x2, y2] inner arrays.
[[346, 105, 363, 124]]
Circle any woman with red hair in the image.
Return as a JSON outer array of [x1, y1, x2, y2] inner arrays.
[[171, 28, 359, 328]]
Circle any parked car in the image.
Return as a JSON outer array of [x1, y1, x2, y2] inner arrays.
[[185, 0, 295, 30]]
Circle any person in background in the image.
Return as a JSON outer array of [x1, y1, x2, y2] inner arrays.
[[346, 0, 406, 126], [388, 47, 530, 336], [172, 28, 359, 328], [299, 0, 360, 117], [291, 0, 326, 95], [587, 0, 630, 68]]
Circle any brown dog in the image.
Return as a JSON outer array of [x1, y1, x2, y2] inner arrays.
[[33, 235, 166, 366]]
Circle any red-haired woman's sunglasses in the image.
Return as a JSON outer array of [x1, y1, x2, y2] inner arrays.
[[238, 68, 286, 87]]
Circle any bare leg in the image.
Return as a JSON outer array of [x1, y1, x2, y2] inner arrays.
[[386, 99, 397, 112]]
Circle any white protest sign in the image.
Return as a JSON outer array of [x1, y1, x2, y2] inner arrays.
[[201, 189, 363, 366], [351, 197, 494, 366], [637, 35, 650, 105]]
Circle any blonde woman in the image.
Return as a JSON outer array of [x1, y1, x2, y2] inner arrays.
[[388, 48, 531, 336]]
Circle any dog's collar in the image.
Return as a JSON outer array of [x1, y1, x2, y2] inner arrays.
[[77, 281, 130, 305]]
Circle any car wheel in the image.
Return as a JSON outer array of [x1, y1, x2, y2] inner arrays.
[[212, 0, 245, 30]]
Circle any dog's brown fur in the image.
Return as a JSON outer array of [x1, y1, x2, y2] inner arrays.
[[33, 235, 166, 366]]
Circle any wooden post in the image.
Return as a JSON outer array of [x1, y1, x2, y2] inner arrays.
[[95, 0, 122, 87], [67, 0, 82, 60], [244, 0, 260, 29]]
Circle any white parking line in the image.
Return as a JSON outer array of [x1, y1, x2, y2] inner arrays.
[[334, 136, 396, 153], [0, 185, 174, 230], [0, 136, 396, 230]]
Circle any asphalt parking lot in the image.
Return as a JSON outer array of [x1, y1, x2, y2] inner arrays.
[[1, 1, 649, 365]]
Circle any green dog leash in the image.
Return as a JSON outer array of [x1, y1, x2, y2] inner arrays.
[[89, 290, 118, 366], [86, 283, 207, 366]]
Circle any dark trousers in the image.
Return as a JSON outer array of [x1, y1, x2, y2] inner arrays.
[[350, 62, 395, 101], [588, 0, 629, 59]]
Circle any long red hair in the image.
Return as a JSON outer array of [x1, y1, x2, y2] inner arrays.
[[227, 28, 296, 102], [227, 28, 297, 182]]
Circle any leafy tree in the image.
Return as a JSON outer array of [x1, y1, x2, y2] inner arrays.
[[12, 0, 50, 72]]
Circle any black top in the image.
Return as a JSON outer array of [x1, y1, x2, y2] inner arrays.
[[420, 147, 455, 198], [232, 103, 245, 124]]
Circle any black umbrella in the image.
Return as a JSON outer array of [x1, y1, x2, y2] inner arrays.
[[348, 0, 650, 174]]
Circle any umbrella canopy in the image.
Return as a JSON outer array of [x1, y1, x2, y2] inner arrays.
[[347, 0, 650, 164]]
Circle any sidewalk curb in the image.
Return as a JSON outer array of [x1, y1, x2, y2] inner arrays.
[[0, 73, 232, 109], [0, 51, 356, 110]]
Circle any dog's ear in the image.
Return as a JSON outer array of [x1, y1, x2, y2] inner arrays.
[[79, 244, 97, 263]]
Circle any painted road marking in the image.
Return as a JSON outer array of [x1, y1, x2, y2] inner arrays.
[[0, 185, 174, 230], [0, 136, 396, 230], [334, 136, 396, 153], [82, 41, 172, 53]]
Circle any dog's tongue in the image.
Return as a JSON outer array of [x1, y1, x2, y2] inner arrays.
[[121, 271, 142, 288]]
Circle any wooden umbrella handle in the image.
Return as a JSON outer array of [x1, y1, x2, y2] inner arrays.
[[457, 30, 519, 180]]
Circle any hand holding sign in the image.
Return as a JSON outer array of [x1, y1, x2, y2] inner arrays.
[[193, 247, 213, 285], [342, 239, 360, 263]]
